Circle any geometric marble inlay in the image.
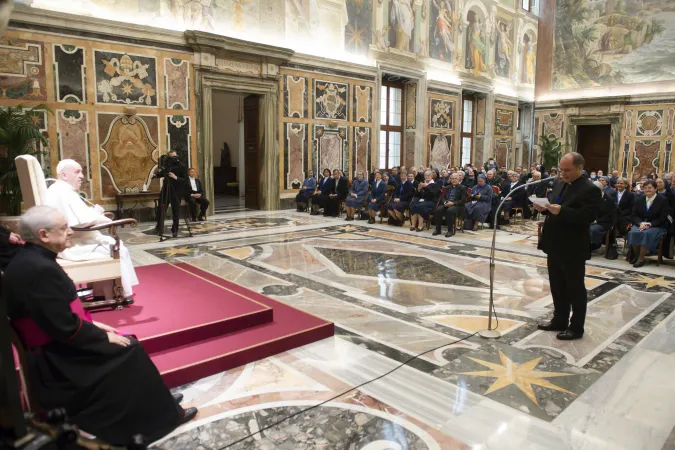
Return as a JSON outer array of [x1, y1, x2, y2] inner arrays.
[[427, 315, 523, 335], [0, 37, 46, 101], [316, 247, 487, 287]]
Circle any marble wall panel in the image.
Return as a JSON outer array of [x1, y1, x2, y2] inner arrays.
[[53, 44, 86, 103], [314, 79, 348, 121], [353, 85, 372, 123], [635, 110, 663, 138], [27, 108, 50, 168], [542, 112, 564, 138], [405, 83, 416, 129], [313, 125, 348, 174], [166, 115, 191, 167], [633, 140, 661, 180], [495, 108, 514, 136], [0, 37, 47, 101], [474, 136, 485, 166], [98, 113, 159, 197], [285, 122, 307, 189], [353, 126, 371, 176], [164, 58, 190, 110], [475, 97, 486, 135], [429, 98, 454, 130], [428, 133, 452, 169], [56, 110, 91, 198], [405, 132, 415, 168], [284, 75, 308, 119], [495, 138, 512, 168], [94, 50, 157, 107]]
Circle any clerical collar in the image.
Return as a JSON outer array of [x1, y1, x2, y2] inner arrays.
[[24, 242, 58, 260]]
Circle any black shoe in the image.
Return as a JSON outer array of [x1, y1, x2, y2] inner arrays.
[[172, 232, 178, 238], [416, 228, 424, 232], [123, 297, 134, 306], [198, 216, 205, 221], [180, 407, 198, 425], [537, 320, 568, 332], [633, 260, 646, 268], [410, 227, 415, 231], [311, 211, 320, 216], [191, 217, 197, 222], [556, 329, 584, 340], [432, 230, 441, 236], [445, 230, 454, 238], [172, 393, 184, 404]]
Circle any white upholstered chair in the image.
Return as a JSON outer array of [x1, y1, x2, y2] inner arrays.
[[15, 155, 136, 310]]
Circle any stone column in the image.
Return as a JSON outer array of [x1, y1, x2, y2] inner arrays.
[[484, 91, 495, 162]]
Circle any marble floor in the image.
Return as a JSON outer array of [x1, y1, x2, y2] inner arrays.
[[122, 209, 675, 449]]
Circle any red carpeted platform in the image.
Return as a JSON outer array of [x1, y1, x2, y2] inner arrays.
[[94, 263, 333, 389]]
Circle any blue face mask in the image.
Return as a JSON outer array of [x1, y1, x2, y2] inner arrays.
[[590, 174, 597, 179]]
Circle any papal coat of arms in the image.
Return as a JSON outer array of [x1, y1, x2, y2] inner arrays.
[[314, 81, 347, 120], [96, 52, 157, 106]]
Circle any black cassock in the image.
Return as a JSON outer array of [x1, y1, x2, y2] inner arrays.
[[3, 244, 181, 445]]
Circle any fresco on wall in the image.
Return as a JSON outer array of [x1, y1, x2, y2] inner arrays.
[[494, 20, 513, 79], [389, 0, 415, 52], [554, 0, 675, 88], [465, 10, 487, 77], [429, 0, 456, 61], [345, 0, 372, 56], [520, 31, 536, 85]]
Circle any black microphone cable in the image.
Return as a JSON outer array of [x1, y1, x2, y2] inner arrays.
[[217, 331, 479, 449]]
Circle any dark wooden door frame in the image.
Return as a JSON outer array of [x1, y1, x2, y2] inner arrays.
[[244, 95, 260, 210]]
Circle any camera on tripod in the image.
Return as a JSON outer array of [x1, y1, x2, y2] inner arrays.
[[153, 154, 179, 179]]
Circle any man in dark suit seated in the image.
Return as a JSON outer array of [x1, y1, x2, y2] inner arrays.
[[526, 171, 548, 220], [433, 173, 467, 237], [186, 168, 209, 221], [615, 177, 634, 238], [499, 171, 526, 222]]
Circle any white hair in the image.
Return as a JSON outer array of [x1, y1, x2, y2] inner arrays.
[[19, 205, 63, 243], [56, 159, 81, 176], [424, 170, 433, 177], [592, 180, 603, 191]]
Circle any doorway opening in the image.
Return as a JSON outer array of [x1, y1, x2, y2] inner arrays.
[[211, 91, 261, 212], [576, 124, 610, 174]]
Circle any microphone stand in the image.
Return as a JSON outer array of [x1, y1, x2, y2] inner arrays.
[[479, 177, 552, 339]]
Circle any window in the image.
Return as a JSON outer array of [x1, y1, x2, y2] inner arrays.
[[517, 107, 521, 130], [380, 81, 404, 170], [460, 97, 473, 167], [522, 0, 530, 11]]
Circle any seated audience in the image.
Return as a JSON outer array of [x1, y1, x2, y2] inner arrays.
[[389, 166, 402, 187], [656, 177, 674, 210], [3, 206, 197, 445], [366, 171, 387, 224], [526, 171, 549, 220], [323, 169, 348, 217], [410, 170, 441, 232], [344, 170, 369, 220], [609, 170, 619, 188], [589, 180, 617, 251], [598, 176, 616, 201], [438, 169, 449, 187], [484, 158, 499, 172], [627, 180, 670, 267], [464, 169, 477, 188], [295, 169, 316, 212], [465, 174, 493, 231], [186, 167, 210, 221], [311, 168, 335, 215], [499, 171, 526, 222], [433, 173, 467, 237], [414, 167, 425, 183], [45, 159, 138, 300], [387, 172, 416, 224], [382, 172, 391, 188], [486, 169, 501, 187], [0, 225, 23, 271], [615, 177, 635, 237]]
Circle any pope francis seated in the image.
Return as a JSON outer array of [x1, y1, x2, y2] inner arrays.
[[45, 159, 138, 301]]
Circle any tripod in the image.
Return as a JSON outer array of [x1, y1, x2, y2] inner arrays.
[[156, 174, 193, 242]]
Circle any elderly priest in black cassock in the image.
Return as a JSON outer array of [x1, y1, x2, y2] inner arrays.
[[3, 206, 197, 445]]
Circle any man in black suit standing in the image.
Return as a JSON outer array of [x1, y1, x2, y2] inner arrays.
[[535, 152, 601, 341], [186, 167, 210, 222], [433, 173, 467, 237]]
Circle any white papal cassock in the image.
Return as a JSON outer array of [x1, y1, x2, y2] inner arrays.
[[45, 180, 139, 297]]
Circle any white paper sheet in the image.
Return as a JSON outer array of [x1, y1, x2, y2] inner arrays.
[[529, 196, 550, 207]]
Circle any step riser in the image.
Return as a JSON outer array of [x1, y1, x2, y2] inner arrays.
[[158, 324, 334, 389], [140, 308, 273, 354]]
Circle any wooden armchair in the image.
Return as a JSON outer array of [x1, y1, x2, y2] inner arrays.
[[15, 155, 136, 310]]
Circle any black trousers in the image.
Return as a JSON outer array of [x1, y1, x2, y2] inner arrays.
[[435, 205, 461, 231], [547, 256, 587, 333], [157, 188, 181, 233], [186, 194, 209, 219]]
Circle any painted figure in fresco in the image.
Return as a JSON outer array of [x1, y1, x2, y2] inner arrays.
[[520, 33, 535, 84], [431, 0, 455, 60], [390, 0, 414, 52], [495, 21, 513, 78], [465, 11, 486, 77], [165, 0, 215, 30]]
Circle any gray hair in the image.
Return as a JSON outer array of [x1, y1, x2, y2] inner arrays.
[[532, 171, 541, 178], [56, 159, 80, 176], [616, 177, 628, 185], [19, 205, 63, 243], [424, 170, 433, 178], [592, 180, 604, 191], [488, 169, 496, 175]]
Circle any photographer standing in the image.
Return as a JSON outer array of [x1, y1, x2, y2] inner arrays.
[[154, 150, 188, 238]]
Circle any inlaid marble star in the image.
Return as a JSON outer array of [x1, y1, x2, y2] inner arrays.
[[624, 274, 675, 290], [121, 82, 134, 96], [157, 246, 193, 258], [459, 351, 576, 406]]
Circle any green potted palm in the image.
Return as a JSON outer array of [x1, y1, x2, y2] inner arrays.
[[0, 105, 49, 216], [539, 134, 563, 171]]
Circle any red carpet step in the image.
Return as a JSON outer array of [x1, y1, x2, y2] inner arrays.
[[94, 263, 334, 389]]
